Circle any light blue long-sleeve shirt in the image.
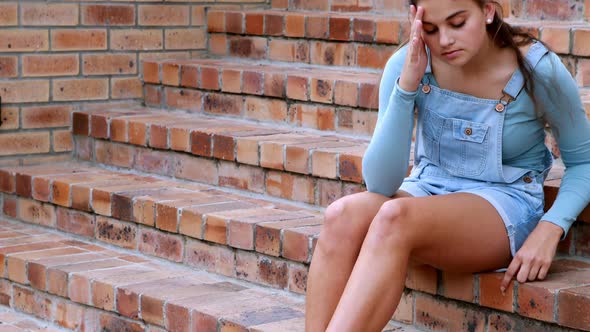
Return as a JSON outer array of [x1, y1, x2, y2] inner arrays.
[[362, 45, 590, 237]]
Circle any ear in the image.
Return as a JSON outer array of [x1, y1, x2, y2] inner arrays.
[[483, 2, 496, 21]]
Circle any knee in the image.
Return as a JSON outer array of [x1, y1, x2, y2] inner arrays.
[[369, 199, 414, 245], [317, 198, 358, 254]]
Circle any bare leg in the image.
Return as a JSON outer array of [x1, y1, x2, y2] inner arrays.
[[305, 191, 411, 332], [326, 193, 512, 332]]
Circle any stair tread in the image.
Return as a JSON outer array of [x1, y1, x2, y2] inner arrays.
[[143, 57, 590, 113], [0, 217, 427, 332], [2, 163, 590, 330], [0, 305, 71, 331], [70, 107, 590, 224]]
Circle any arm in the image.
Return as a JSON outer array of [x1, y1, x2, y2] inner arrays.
[[501, 51, 590, 291], [538, 52, 590, 238], [362, 46, 418, 196]]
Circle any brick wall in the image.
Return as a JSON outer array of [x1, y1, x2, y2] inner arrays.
[[0, 0, 266, 166]]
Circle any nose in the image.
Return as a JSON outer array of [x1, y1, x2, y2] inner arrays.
[[439, 29, 455, 47]]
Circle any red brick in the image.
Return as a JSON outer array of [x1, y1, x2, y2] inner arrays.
[[162, 63, 181, 86], [200, 67, 220, 90], [283, 225, 321, 262], [23, 54, 79, 77], [21, 105, 71, 129], [139, 229, 183, 262], [310, 78, 334, 103], [306, 16, 328, 39], [21, 3, 78, 26], [54, 299, 85, 330], [245, 97, 288, 122], [173, 154, 218, 184], [359, 45, 393, 69], [376, 19, 400, 44], [82, 4, 135, 25], [0, 56, 18, 77], [441, 271, 475, 302], [329, 17, 351, 41], [0, 132, 51, 156], [479, 272, 514, 311], [265, 14, 284, 36], [541, 26, 570, 54], [209, 34, 227, 56], [415, 294, 485, 331], [0, 3, 17, 26], [192, 6, 206, 26], [53, 130, 73, 152], [285, 14, 305, 37], [266, 172, 314, 204], [166, 88, 202, 112], [264, 72, 285, 97], [56, 208, 95, 238], [203, 93, 243, 116], [243, 71, 263, 95], [140, 5, 189, 26], [179, 64, 198, 88], [229, 36, 266, 59], [166, 28, 206, 50], [143, 61, 160, 84], [17, 198, 56, 227], [3, 196, 17, 218], [207, 11, 225, 33], [83, 54, 136, 75], [221, 69, 242, 93], [111, 29, 163, 50], [112, 77, 143, 99], [0, 81, 50, 103], [268, 39, 309, 63], [246, 13, 264, 35], [286, 76, 309, 100], [51, 29, 107, 51], [0, 30, 48, 52], [184, 239, 235, 276], [226, 12, 244, 34], [96, 216, 137, 249], [558, 285, 590, 330], [310, 41, 355, 66], [53, 78, 108, 101], [572, 29, 590, 56]]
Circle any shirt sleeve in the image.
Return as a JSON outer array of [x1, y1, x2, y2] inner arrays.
[[362, 45, 419, 197], [536, 52, 590, 238]]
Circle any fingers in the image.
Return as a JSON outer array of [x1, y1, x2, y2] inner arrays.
[[528, 262, 542, 281], [538, 264, 550, 280], [500, 257, 520, 293]]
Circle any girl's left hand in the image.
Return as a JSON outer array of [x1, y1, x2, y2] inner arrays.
[[500, 221, 564, 293]]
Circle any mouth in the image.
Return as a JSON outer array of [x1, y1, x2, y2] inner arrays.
[[442, 50, 461, 56]]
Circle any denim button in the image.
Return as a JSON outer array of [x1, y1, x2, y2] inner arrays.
[[523, 176, 533, 183], [495, 103, 505, 112], [464, 128, 473, 136], [422, 85, 431, 94]]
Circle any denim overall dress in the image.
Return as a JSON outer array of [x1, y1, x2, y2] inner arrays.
[[399, 42, 553, 256]]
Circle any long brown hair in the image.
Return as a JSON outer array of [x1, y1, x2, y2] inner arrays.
[[408, 0, 545, 113]]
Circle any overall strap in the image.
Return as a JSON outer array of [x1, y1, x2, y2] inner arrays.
[[502, 41, 549, 99]]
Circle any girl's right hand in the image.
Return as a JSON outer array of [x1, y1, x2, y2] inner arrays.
[[399, 5, 428, 92]]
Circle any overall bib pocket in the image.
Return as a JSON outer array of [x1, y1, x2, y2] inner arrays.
[[421, 108, 490, 177]]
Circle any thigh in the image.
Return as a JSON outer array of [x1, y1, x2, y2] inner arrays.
[[402, 193, 512, 272]]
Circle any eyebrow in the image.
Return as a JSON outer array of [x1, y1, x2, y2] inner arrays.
[[422, 10, 467, 25]]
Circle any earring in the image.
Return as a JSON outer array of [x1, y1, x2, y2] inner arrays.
[[486, 18, 493, 24]]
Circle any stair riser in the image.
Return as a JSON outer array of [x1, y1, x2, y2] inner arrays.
[[0, 280, 153, 331], [145, 85, 379, 137], [272, 0, 588, 22], [72, 137, 365, 206], [1, 195, 313, 295]]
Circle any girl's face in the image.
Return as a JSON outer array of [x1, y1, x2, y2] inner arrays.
[[416, 0, 494, 66]]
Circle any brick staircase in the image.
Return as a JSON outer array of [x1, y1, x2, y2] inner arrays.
[[1, 0, 590, 331]]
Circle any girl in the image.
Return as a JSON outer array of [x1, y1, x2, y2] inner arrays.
[[305, 0, 590, 331]]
